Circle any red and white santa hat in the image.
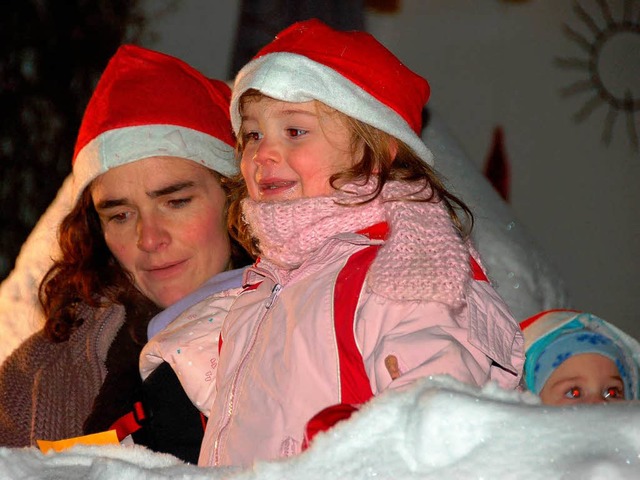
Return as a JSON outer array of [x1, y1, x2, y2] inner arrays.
[[230, 19, 434, 165], [72, 44, 237, 200]]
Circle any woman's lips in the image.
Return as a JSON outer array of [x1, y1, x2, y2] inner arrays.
[[143, 259, 188, 280]]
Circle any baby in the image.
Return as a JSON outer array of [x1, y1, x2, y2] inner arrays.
[[521, 309, 640, 405]]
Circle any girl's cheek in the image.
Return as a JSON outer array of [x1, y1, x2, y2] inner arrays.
[[240, 157, 253, 177]]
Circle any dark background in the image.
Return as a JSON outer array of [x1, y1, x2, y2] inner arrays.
[[0, 1, 146, 279], [0, 0, 367, 281]]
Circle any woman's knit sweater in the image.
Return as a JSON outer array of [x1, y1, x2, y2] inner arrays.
[[0, 302, 125, 446]]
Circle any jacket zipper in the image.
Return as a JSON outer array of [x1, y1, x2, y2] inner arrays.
[[264, 284, 282, 309], [212, 282, 282, 465]]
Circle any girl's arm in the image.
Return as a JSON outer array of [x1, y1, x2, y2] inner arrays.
[[359, 279, 524, 394], [303, 279, 524, 449], [139, 289, 240, 417]]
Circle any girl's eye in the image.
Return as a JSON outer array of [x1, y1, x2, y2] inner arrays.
[[243, 131, 262, 142], [564, 387, 582, 399], [168, 197, 192, 209], [287, 128, 307, 138], [603, 387, 624, 400]]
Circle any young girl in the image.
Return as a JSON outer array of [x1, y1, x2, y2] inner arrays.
[[167, 19, 524, 467], [521, 309, 640, 405]]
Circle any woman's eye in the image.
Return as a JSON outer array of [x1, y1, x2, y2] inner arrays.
[[108, 212, 130, 224], [287, 128, 307, 138], [564, 387, 582, 399], [603, 387, 624, 400], [168, 197, 192, 208]]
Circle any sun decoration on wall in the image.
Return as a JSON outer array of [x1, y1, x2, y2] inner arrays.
[[555, 0, 640, 151]]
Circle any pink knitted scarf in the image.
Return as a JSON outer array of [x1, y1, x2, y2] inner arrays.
[[241, 180, 470, 307]]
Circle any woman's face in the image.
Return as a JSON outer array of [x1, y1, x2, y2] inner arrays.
[[91, 156, 231, 308]]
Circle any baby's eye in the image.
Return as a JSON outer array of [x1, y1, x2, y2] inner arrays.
[[286, 128, 307, 138], [564, 387, 582, 399], [603, 386, 624, 400]]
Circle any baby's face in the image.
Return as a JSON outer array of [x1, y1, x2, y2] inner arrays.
[[539, 353, 625, 405]]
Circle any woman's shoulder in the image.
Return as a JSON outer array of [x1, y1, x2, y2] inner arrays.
[[1, 301, 126, 373], [0, 328, 62, 378], [74, 300, 125, 329], [73, 301, 127, 360]]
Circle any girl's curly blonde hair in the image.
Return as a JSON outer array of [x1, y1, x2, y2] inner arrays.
[[228, 91, 473, 258]]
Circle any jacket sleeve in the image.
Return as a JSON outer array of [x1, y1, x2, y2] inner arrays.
[[139, 291, 239, 417], [0, 331, 51, 447], [357, 279, 524, 394]]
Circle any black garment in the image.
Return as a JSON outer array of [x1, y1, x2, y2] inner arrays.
[[83, 291, 159, 435], [83, 316, 145, 435], [133, 361, 206, 464], [84, 301, 204, 464]]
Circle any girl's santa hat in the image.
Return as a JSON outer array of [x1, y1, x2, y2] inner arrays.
[[72, 44, 237, 200], [230, 19, 433, 165], [520, 309, 640, 399]]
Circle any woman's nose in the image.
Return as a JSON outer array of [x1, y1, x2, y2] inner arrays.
[[136, 214, 170, 252]]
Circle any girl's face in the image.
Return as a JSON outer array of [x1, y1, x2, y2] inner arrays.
[[239, 97, 358, 202], [539, 353, 626, 405], [91, 156, 231, 308]]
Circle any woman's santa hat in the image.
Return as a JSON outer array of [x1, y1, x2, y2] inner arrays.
[[230, 19, 433, 165], [72, 44, 237, 200]]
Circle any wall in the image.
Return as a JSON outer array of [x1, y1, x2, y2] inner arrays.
[[141, 0, 639, 336], [364, 0, 640, 336]]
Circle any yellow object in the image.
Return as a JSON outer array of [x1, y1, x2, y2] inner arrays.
[[37, 430, 120, 453]]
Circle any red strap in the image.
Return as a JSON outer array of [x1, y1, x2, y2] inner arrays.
[[304, 240, 381, 448], [200, 412, 208, 431], [242, 282, 261, 292], [335, 226, 485, 405], [109, 401, 146, 441], [357, 221, 389, 240], [334, 245, 378, 405], [470, 257, 489, 282]]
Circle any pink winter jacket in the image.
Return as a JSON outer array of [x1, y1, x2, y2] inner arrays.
[[198, 227, 525, 467]]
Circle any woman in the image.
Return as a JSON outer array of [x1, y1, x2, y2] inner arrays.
[[0, 45, 250, 462]]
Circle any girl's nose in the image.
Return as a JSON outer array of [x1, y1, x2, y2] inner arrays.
[[250, 137, 279, 166], [137, 214, 170, 252]]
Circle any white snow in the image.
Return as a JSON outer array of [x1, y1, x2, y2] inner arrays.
[[1, 376, 638, 479]]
